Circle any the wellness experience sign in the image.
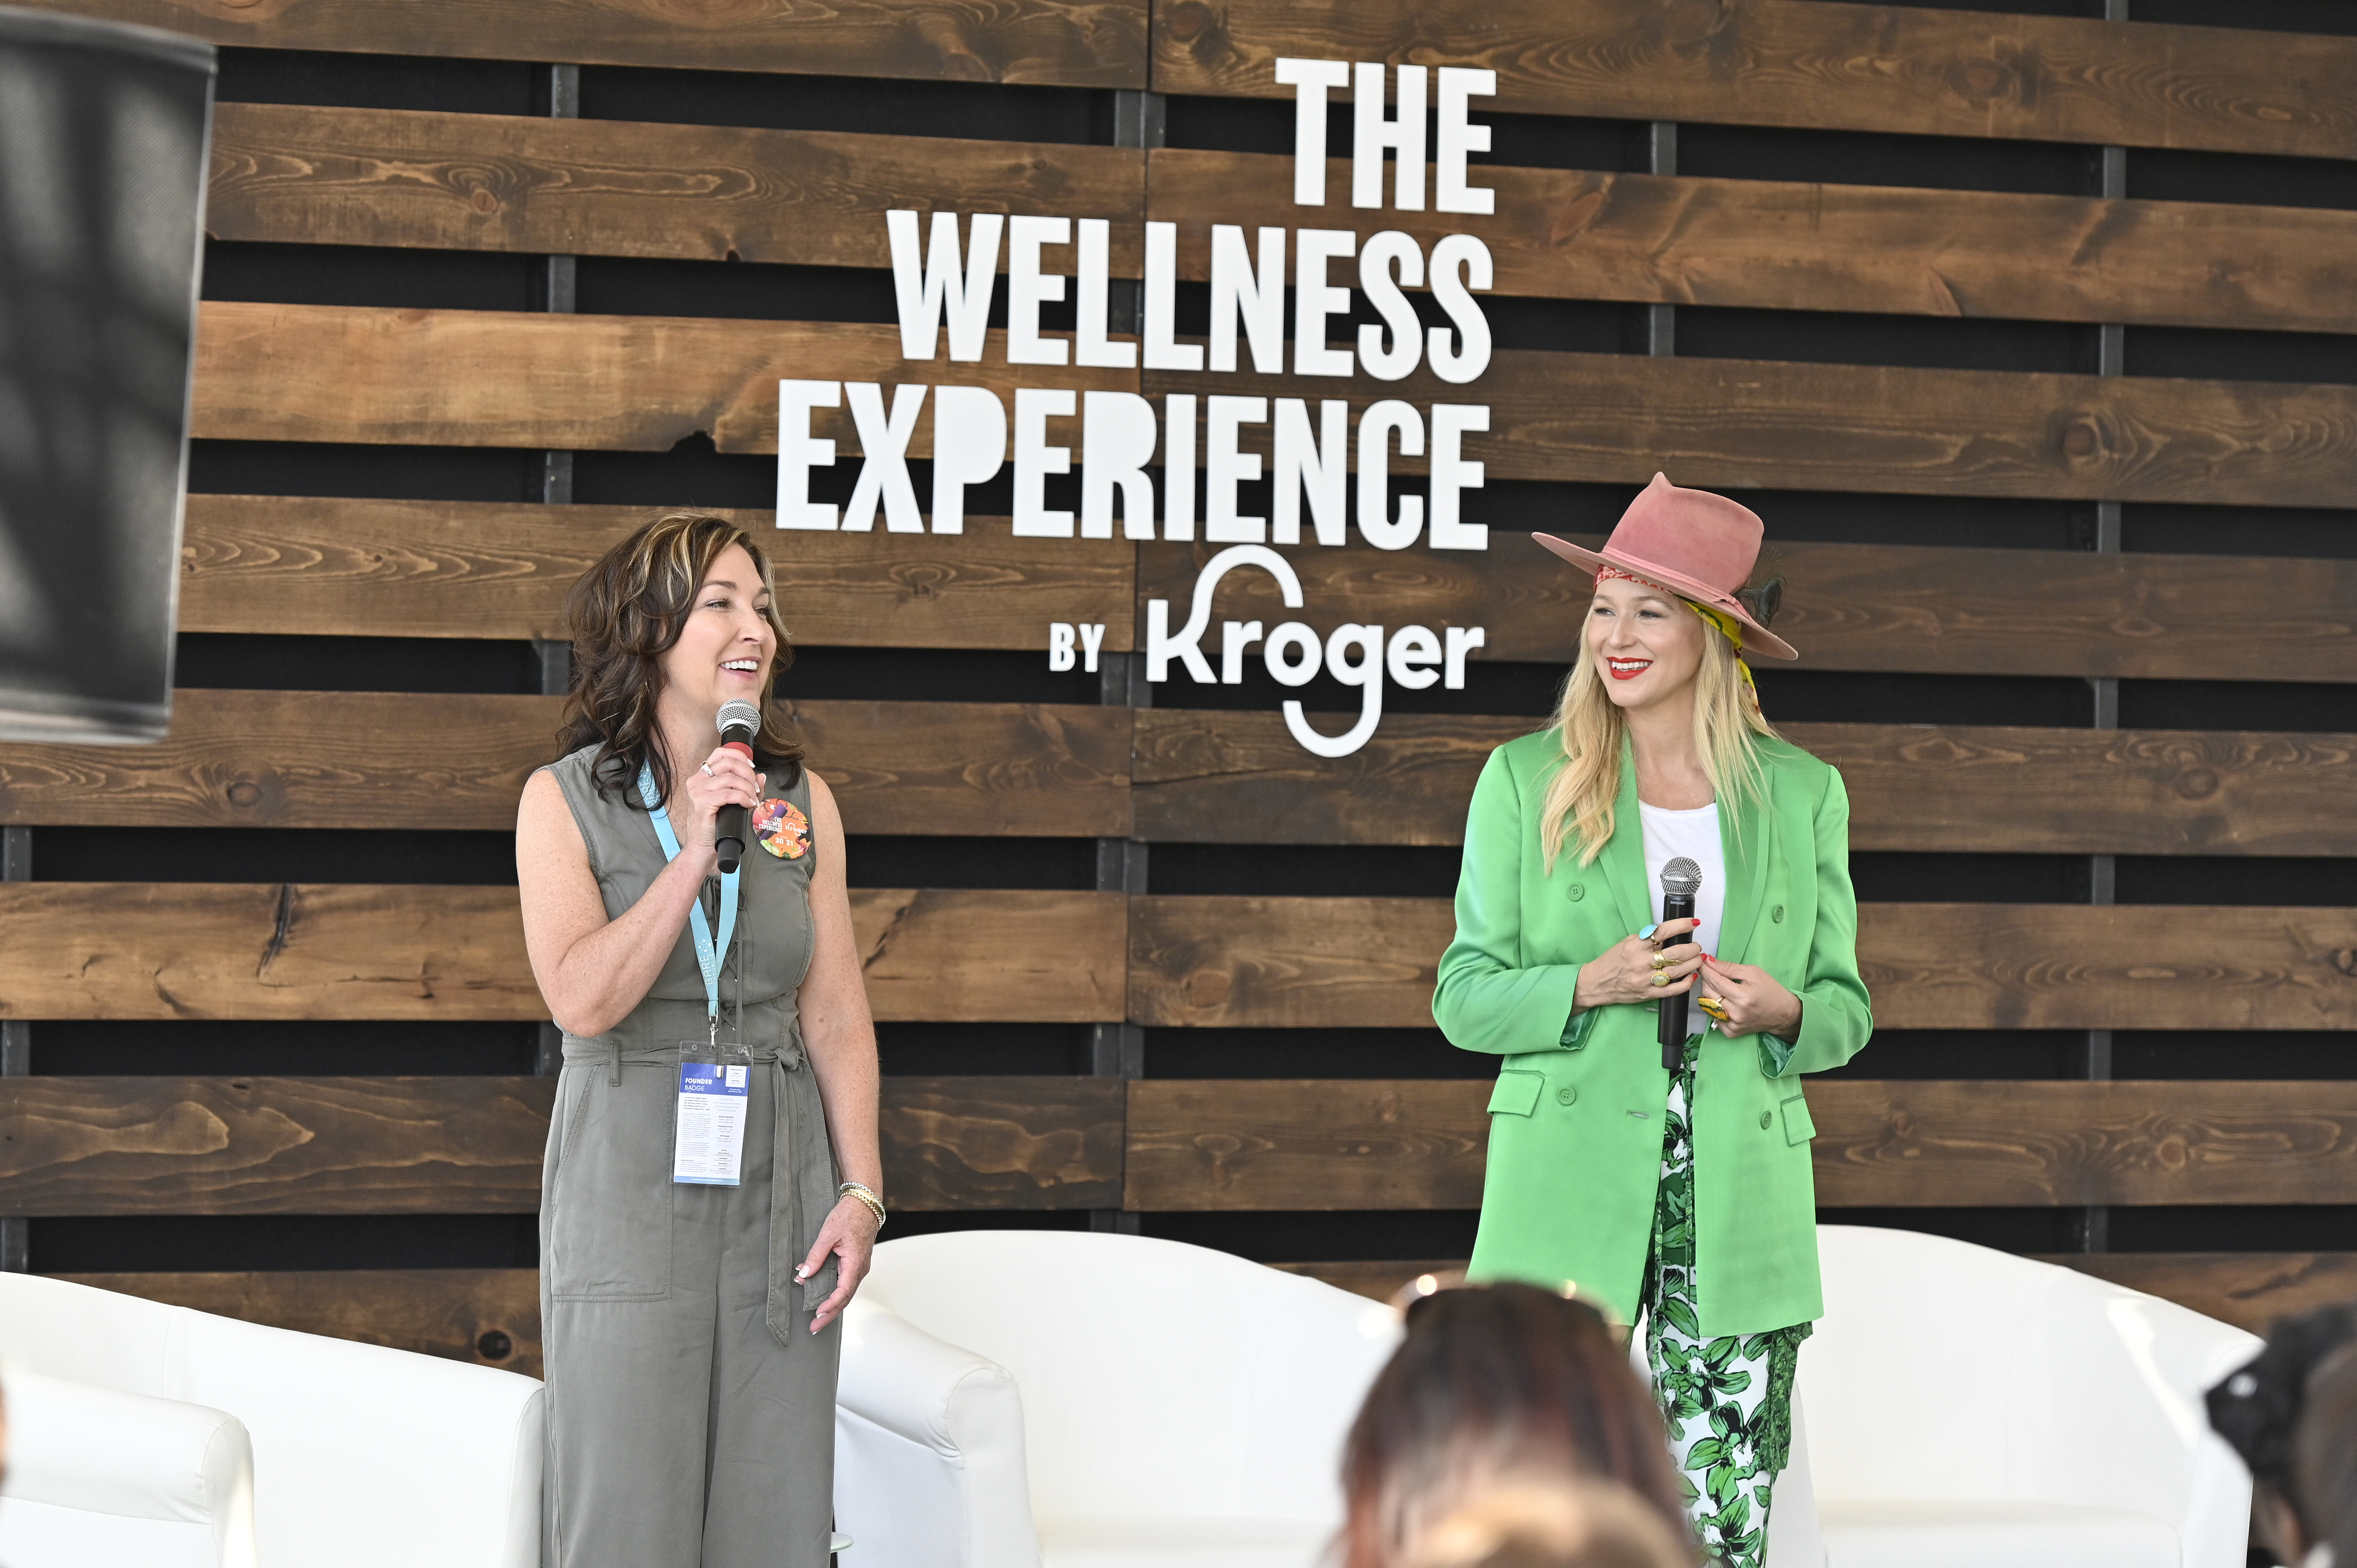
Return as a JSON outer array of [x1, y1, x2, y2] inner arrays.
[[778, 60, 1502, 758]]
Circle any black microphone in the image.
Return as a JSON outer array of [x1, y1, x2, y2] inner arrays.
[[713, 700, 761, 874], [1658, 856, 1702, 1072]]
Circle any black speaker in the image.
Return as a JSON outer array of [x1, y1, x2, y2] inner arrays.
[[0, 7, 212, 742]]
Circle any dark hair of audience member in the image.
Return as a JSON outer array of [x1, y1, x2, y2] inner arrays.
[[2207, 1302, 2357, 1565], [1403, 1481, 1689, 1568], [2296, 1344, 2357, 1568], [1339, 1283, 1691, 1568]]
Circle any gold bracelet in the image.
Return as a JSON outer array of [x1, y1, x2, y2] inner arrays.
[[838, 1181, 886, 1228]]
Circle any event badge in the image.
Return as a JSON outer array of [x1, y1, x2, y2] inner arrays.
[[673, 1058, 752, 1186]]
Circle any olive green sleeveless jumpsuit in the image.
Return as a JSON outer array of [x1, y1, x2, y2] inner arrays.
[[540, 745, 842, 1568]]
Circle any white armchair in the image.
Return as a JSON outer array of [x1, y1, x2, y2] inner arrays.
[[1801, 1225, 2261, 1568], [836, 1230, 1402, 1568], [0, 1272, 543, 1568]]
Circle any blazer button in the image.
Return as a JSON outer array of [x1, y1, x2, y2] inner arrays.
[[1569, 883, 1586, 902], [1759, 1111, 1773, 1129], [1557, 1086, 1577, 1106], [1772, 904, 1786, 923]]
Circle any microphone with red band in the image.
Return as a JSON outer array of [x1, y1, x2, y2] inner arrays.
[[713, 700, 762, 875]]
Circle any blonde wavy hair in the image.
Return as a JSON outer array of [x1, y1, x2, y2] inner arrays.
[[1538, 599, 1779, 872]]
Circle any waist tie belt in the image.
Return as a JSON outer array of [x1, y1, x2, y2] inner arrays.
[[559, 1029, 820, 1347]]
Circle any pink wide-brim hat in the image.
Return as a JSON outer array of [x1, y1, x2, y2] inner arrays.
[[1532, 473, 1798, 661]]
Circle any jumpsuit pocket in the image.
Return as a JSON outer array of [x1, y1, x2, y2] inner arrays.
[[1488, 1070, 1546, 1118], [545, 1065, 673, 1299], [1780, 1091, 1817, 1147]]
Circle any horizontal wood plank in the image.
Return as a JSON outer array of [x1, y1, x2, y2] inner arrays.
[[1136, 538, 2357, 685], [1151, 149, 2357, 334], [211, 104, 1144, 271], [1131, 710, 1515, 847], [1135, 710, 2357, 856], [1129, 897, 2357, 1031], [1812, 1081, 2357, 1208], [180, 496, 1136, 649], [1150, 349, 2357, 509], [18, 1074, 2357, 1219], [0, 886, 1125, 1022], [1127, 1078, 1485, 1210], [0, 1077, 551, 1216], [1126, 1079, 2357, 1212], [1151, 0, 2357, 159], [190, 302, 1131, 454], [0, 690, 1132, 837], [194, 305, 2354, 508], [882, 1075, 1125, 1209], [17, 0, 1147, 86], [182, 502, 2353, 688], [1129, 895, 1445, 1030], [2038, 1252, 2357, 1338], [851, 890, 1126, 1022], [54, 1269, 545, 1376], [16, 695, 2345, 856], [3, 1073, 1113, 1219], [1796, 724, 2357, 859], [60, 1250, 2317, 1373]]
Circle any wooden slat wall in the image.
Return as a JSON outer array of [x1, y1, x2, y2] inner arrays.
[[3, 0, 2352, 1367], [10, 0, 1151, 86], [1149, 0, 2357, 158], [12, 694, 2351, 857], [1128, 897, 2357, 1032], [1148, 150, 2357, 334], [11, 1073, 2351, 1218], [205, 106, 2357, 335], [188, 304, 2355, 507], [209, 104, 1146, 271], [181, 497, 1140, 648], [0, 884, 1127, 1023]]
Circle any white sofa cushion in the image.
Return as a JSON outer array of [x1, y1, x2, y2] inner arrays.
[[0, 1368, 256, 1568], [1036, 1516, 1336, 1568], [1820, 1500, 2178, 1568]]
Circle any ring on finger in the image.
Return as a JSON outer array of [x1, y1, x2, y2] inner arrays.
[[1651, 972, 1668, 988], [701, 763, 715, 776]]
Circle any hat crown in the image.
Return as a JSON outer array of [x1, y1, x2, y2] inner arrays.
[[1606, 473, 1762, 596]]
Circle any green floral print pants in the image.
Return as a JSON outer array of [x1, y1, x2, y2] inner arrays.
[[1640, 1041, 1810, 1568]]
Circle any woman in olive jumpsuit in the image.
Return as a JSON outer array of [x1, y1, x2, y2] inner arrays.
[[516, 513, 884, 1568]]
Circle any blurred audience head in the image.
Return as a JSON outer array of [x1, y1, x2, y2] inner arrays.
[[1402, 1481, 1688, 1568], [2208, 1302, 2357, 1566], [2295, 1343, 2357, 1568], [1339, 1281, 1689, 1568]]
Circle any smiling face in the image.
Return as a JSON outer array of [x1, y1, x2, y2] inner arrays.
[[655, 542, 778, 733], [1584, 574, 1705, 713]]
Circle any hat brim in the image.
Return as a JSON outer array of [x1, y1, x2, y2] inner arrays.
[[1532, 532, 1799, 662]]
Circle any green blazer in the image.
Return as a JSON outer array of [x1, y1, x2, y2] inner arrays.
[[1433, 729, 1871, 1338]]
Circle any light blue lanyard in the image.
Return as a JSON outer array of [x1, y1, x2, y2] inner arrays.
[[637, 761, 739, 1038]]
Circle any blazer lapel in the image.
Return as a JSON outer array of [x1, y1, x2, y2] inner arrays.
[[1717, 760, 1777, 965], [1601, 740, 1650, 936]]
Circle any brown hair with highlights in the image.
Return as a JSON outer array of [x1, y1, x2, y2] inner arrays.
[[556, 512, 804, 808], [1340, 1284, 1692, 1568]]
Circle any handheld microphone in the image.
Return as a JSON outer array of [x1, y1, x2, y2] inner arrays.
[[1657, 857, 1702, 1072], [713, 700, 761, 874]]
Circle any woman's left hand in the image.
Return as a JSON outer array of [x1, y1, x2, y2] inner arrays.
[[1698, 955, 1804, 1041], [797, 1194, 882, 1335]]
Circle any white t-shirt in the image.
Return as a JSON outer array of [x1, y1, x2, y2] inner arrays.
[[1638, 800, 1725, 957]]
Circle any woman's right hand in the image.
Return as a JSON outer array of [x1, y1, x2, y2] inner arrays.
[[675, 745, 765, 862], [1573, 917, 1702, 1011]]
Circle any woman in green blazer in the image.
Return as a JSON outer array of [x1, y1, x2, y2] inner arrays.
[[1434, 474, 1871, 1568]]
